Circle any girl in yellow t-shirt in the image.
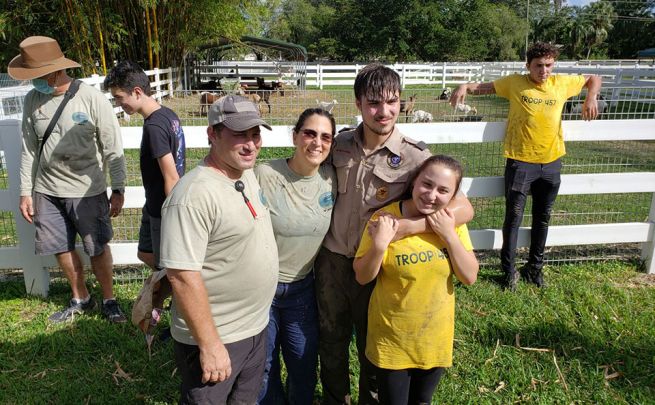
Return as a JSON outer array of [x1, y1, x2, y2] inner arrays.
[[353, 155, 479, 405]]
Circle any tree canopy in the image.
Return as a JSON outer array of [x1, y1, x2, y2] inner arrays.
[[1, 0, 653, 73]]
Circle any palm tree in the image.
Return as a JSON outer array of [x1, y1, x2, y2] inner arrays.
[[581, 0, 615, 59]]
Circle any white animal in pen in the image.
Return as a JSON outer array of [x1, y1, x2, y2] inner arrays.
[[412, 110, 433, 123], [455, 103, 477, 115], [316, 99, 338, 113]]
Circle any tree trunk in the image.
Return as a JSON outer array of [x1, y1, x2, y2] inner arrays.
[[64, 0, 86, 76], [94, 3, 108, 75], [152, 5, 160, 68], [75, 0, 97, 74], [145, 6, 153, 69]]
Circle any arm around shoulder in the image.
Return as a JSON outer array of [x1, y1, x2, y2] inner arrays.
[[448, 191, 474, 226]]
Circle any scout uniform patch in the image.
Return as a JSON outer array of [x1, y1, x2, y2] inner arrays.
[[376, 186, 389, 201], [387, 153, 402, 169]]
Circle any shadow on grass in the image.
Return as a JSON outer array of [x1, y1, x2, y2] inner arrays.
[[0, 281, 179, 404]]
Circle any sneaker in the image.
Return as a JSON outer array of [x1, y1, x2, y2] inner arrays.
[[48, 297, 96, 323], [531, 268, 546, 288], [101, 299, 127, 323], [505, 270, 520, 292], [520, 265, 547, 288]]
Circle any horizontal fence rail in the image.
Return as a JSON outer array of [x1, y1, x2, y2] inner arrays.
[[0, 118, 653, 297], [192, 61, 655, 89]]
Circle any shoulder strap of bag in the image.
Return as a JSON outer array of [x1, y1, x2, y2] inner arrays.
[[38, 79, 83, 159]]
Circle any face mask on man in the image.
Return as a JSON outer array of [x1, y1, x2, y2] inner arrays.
[[32, 75, 56, 95]]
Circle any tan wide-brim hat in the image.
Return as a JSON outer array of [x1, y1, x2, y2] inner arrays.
[[8, 36, 81, 80]]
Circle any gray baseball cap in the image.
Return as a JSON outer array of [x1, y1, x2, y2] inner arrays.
[[208, 95, 272, 131]]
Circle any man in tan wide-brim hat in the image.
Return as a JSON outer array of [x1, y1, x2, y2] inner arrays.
[[8, 36, 81, 80], [11, 36, 128, 324]]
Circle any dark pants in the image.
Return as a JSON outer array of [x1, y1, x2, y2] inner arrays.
[[314, 247, 377, 405], [501, 158, 562, 274], [376, 367, 445, 405], [174, 329, 267, 405], [258, 274, 319, 405]]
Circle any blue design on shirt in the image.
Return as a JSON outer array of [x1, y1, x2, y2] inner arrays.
[[72, 112, 89, 124], [319, 192, 334, 208], [171, 119, 186, 176], [259, 189, 268, 206]]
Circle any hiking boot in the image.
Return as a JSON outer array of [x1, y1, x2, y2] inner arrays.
[[505, 270, 520, 292], [48, 297, 96, 323], [101, 299, 127, 323]]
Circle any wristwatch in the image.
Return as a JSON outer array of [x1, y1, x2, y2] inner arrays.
[[112, 188, 125, 195]]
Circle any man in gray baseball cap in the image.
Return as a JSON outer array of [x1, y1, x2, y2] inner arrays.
[[160, 95, 278, 403]]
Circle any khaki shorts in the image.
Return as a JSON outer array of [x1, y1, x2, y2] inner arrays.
[[33, 192, 112, 257]]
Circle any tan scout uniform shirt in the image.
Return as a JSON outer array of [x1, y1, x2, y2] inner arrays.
[[323, 125, 431, 258]]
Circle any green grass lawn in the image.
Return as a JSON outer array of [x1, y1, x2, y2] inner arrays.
[[1, 261, 653, 404]]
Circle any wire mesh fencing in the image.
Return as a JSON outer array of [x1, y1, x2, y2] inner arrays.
[[1, 86, 654, 283]]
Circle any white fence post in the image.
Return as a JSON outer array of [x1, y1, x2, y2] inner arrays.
[[154, 68, 161, 102], [318, 64, 322, 90], [441, 62, 446, 89], [168, 68, 174, 98], [643, 194, 655, 274], [0, 120, 49, 296], [91, 74, 102, 91]]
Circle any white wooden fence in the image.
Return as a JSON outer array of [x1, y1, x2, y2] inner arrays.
[[0, 118, 653, 297], [195, 61, 655, 89], [81, 67, 177, 117], [0, 68, 178, 121]]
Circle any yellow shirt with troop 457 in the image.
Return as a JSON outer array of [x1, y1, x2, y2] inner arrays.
[[493, 74, 586, 164], [355, 202, 473, 369]]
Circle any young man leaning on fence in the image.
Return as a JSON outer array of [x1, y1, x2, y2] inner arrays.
[[450, 41, 602, 291], [9, 36, 128, 323], [104, 61, 186, 334], [314, 63, 474, 405]]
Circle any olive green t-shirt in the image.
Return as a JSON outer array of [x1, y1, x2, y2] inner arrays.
[[160, 164, 278, 345], [255, 159, 336, 283]]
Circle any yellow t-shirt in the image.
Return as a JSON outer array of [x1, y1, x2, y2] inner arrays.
[[493, 74, 586, 163], [355, 202, 473, 369]]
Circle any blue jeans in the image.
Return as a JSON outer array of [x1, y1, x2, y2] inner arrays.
[[258, 273, 319, 405], [501, 158, 562, 274]]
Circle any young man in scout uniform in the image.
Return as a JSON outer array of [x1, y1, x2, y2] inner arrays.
[[314, 63, 474, 404]]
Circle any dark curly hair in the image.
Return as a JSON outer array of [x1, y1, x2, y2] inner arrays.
[[526, 42, 560, 64], [103, 60, 151, 96]]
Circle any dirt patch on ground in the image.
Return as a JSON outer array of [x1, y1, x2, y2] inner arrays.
[[615, 273, 655, 288]]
